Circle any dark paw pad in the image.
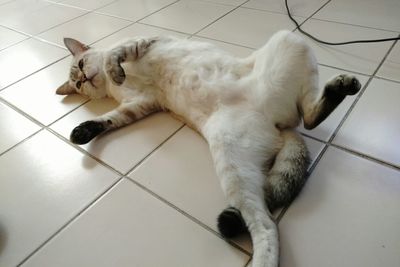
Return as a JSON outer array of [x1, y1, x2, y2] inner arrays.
[[217, 207, 247, 239], [70, 121, 106, 145]]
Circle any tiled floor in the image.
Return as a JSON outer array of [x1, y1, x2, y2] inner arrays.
[[0, 0, 399, 266]]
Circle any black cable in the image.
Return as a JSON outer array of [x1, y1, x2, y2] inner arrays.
[[285, 0, 400, 45]]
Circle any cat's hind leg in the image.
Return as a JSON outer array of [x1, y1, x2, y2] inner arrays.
[[203, 110, 281, 267], [300, 73, 361, 129]]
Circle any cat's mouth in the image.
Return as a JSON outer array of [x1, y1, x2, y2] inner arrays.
[[83, 72, 98, 88]]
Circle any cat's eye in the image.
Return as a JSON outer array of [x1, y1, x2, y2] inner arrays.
[[78, 59, 84, 70], [76, 81, 82, 89]]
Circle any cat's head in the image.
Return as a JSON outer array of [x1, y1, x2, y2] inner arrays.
[[56, 38, 108, 99]]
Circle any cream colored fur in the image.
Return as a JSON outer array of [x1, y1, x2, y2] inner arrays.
[[56, 30, 361, 267]]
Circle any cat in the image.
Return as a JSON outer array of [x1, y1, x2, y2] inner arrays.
[[56, 30, 361, 267]]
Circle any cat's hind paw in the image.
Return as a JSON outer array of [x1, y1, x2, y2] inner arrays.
[[70, 121, 106, 145], [326, 74, 362, 96]]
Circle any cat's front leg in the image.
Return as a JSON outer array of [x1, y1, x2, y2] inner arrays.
[[105, 38, 157, 85], [70, 96, 160, 144]]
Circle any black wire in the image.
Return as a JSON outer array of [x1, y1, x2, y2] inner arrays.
[[285, 0, 400, 45]]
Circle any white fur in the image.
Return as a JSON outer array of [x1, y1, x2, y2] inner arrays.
[[59, 30, 358, 267]]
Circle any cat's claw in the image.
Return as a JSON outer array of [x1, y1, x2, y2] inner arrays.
[[70, 121, 106, 145]]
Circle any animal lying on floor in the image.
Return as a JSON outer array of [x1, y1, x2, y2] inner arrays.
[[56, 30, 361, 267]]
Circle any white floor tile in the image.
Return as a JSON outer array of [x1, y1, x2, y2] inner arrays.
[[0, 3, 86, 35], [297, 65, 369, 141], [376, 42, 400, 82], [37, 13, 131, 47], [0, 0, 51, 22], [21, 178, 250, 267], [0, 26, 28, 50], [0, 57, 88, 125], [0, 0, 399, 265], [0, 39, 67, 89], [0, 0, 14, 5], [244, 0, 329, 17], [129, 126, 324, 252], [96, 0, 176, 21], [57, 0, 116, 10], [334, 78, 400, 167], [279, 147, 400, 267], [198, 7, 303, 48], [0, 130, 119, 267], [51, 99, 183, 173], [0, 102, 40, 154], [129, 126, 227, 232], [93, 23, 188, 49], [187, 0, 247, 6], [141, 0, 234, 34], [297, 19, 396, 75], [314, 0, 400, 32]]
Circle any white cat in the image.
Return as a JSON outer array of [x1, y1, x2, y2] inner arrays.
[[56, 30, 361, 267]]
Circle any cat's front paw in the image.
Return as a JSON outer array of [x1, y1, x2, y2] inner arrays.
[[105, 49, 126, 86], [70, 121, 106, 145], [327, 74, 362, 96]]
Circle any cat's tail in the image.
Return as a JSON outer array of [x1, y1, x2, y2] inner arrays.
[[217, 130, 309, 237]]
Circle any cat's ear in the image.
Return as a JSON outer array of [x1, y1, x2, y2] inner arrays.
[[63, 38, 90, 56], [56, 81, 76, 95]]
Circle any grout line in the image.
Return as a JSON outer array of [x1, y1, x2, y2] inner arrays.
[[0, 0, 182, 94], [276, 141, 329, 222], [240, 5, 308, 20], [0, 128, 43, 158], [2, 0, 398, 262], [137, 22, 192, 36], [372, 75, 400, 85], [46, 127, 124, 176], [46, 99, 91, 127], [87, 0, 182, 46], [0, 54, 70, 93], [0, 8, 91, 37], [308, 17, 400, 34], [316, 63, 372, 77], [0, 97, 45, 127], [329, 143, 400, 171], [0, 36, 31, 52], [124, 123, 186, 175], [47, 0, 120, 12], [188, 0, 252, 38], [16, 176, 125, 267], [299, 131, 327, 144], [325, 35, 399, 144], [193, 0, 248, 8], [0, 24, 34, 38], [124, 177, 252, 256], [295, 0, 332, 28]]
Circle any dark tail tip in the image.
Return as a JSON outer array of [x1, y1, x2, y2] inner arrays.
[[217, 207, 247, 238]]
